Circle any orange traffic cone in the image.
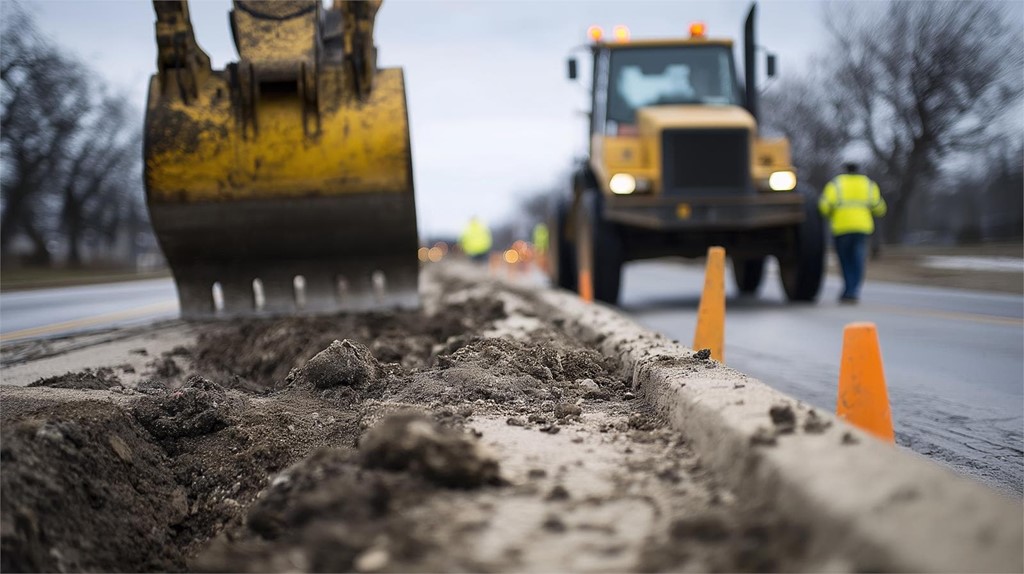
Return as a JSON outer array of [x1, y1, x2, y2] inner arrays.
[[693, 246, 725, 362], [578, 269, 594, 303], [836, 322, 894, 442]]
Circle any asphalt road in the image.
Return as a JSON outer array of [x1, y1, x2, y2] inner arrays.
[[620, 259, 1024, 497], [1, 266, 1021, 496], [0, 279, 178, 342]]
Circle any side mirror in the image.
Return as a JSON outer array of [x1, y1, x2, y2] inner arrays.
[[567, 58, 578, 80], [766, 53, 777, 78]]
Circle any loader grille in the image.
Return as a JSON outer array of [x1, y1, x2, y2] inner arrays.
[[661, 129, 750, 195]]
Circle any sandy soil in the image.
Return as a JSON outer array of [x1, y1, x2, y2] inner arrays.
[[1, 271, 816, 572]]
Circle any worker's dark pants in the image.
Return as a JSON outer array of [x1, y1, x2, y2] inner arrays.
[[834, 233, 868, 299]]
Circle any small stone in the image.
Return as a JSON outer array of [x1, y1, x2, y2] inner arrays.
[[623, 391, 636, 400], [694, 348, 712, 361], [546, 485, 570, 500], [527, 468, 547, 479], [769, 404, 796, 434], [506, 417, 525, 427], [542, 515, 567, 532], [578, 378, 600, 392], [803, 410, 832, 434], [354, 548, 389, 572], [108, 435, 132, 463], [841, 432, 859, 445], [539, 425, 561, 435], [554, 403, 582, 419], [750, 427, 777, 447]]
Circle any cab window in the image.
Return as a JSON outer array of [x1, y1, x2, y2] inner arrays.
[[605, 45, 738, 134]]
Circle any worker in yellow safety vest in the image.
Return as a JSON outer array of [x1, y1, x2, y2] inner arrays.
[[459, 216, 492, 263], [819, 163, 887, 303], [532, 222, 550, 272]]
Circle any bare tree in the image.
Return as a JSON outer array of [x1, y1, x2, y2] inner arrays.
[[1, 8, 90, 264], [761, 63, 852, 193], [824, 1, 1024, 242], [2, 3, 149, 267], [58, 96, 142, 266]]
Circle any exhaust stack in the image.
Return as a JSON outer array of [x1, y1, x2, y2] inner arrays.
[[743, 3, 758, 127]]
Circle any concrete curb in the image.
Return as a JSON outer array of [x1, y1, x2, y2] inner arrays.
[[441, 264, 1023, 572]]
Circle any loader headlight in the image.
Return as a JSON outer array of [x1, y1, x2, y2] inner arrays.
[[768, 170, 797, 191], [610, 173, 636, 194]]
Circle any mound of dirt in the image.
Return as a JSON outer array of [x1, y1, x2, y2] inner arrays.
[[195, 447, 435, 573], [0, 273, 819, 573], [0, 400, 187, 572]]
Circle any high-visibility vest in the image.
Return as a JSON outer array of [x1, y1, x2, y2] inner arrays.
[[459, 220, 492, 256], [532, 223, 549, 254], [819, 174, 887, 235]]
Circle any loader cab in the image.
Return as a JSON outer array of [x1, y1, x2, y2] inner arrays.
[[589, 42, 743, 138]]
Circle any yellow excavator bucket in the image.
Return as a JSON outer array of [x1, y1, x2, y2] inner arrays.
[[144, 0, 418, 318]]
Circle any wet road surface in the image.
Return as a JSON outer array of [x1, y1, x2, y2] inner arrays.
[[621, 259, 1024, 496], [0, 279, 178, 342]]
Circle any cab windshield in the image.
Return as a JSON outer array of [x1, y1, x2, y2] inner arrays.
[[605, 45, 739, 131]]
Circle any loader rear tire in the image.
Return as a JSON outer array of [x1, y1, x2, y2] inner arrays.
[[575, 192, 623, 305], [732, 257, 765, 295], [550, 199, 577, 292], [779, 192, 825, 302]]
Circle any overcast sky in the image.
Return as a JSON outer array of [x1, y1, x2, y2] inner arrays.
[[12, 0, 1021, 239]]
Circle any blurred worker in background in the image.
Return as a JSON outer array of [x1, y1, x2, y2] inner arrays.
[[459, 216, 492, 263], [819, 163, 887, 304], [532, 222, 549, 272]]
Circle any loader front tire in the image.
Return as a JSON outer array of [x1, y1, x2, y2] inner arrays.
[[779, 192, 825, 302], [575, 192, 623, 305]]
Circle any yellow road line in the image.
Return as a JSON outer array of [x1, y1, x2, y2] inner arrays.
[[0, 300, 178, 343], [866, 303, 1024, 327]]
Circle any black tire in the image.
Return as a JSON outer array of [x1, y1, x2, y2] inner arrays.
[[779, 191, 825, 302], [549, 199, 577, 292], [575, 191, 624, 305], [732, 257, 766, 295]]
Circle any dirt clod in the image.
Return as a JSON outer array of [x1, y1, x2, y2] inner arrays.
[[555, 403, 582, 419], [149, 356, 182, 379], [359, 413, 501, 488], [131, 375, 232, 441], [28, 367, 122, 390], [694, 349, 712, 361], [302, 339, 380, 389], [769, 405, 796, 434], [803, 410, 832, 434], [750, 427, 778, 447], [546, 485, 570, 501]]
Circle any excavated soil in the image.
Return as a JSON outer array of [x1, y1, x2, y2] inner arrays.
[[1, 271, 810, 572]]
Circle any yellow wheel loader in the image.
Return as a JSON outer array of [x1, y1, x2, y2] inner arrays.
[[553, 4, 825, 305], [145, 0, 418, 318]]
